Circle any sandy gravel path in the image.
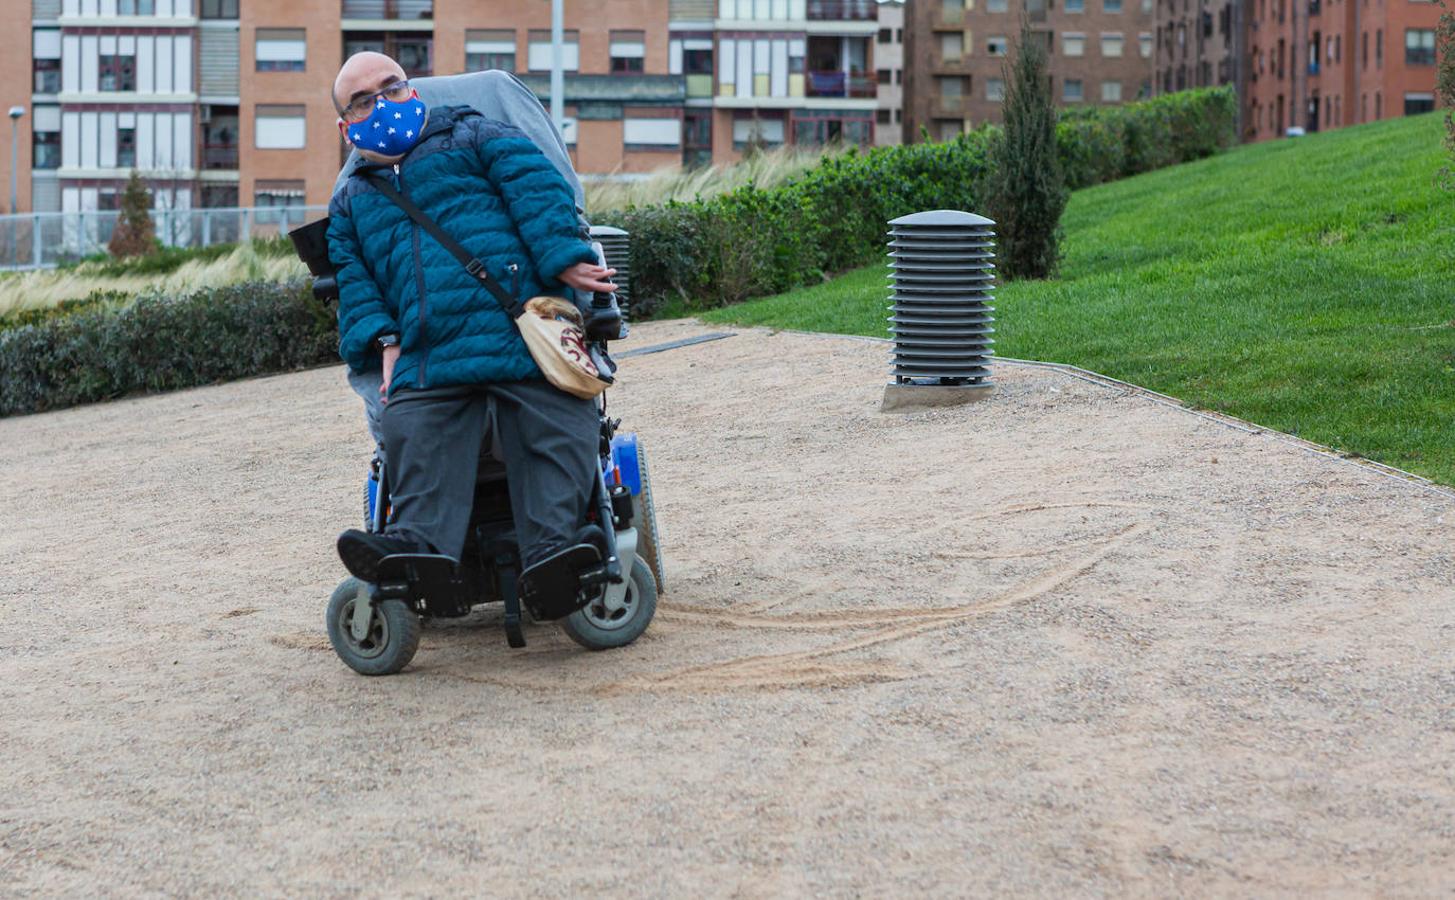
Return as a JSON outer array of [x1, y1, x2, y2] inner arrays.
[[2, 321, 1453, 896]]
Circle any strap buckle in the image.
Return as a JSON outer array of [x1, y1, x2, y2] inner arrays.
[[465, 258, 486, 279]]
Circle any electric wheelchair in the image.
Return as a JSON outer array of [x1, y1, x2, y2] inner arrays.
[[292, 214, 661, 675]]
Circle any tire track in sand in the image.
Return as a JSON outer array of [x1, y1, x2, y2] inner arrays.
[[600, 520, 1148, 694]]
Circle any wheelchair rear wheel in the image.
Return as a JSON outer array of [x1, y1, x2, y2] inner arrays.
[[326, 577, 421, 675], [633, 439, 666, 594], [562, 557, 657, 651]]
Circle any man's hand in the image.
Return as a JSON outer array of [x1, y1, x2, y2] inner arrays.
[[558, 262, 617, 294], [380, 344, 401, 403]]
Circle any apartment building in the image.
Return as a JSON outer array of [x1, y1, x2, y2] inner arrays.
[[1244, 0, 1443, 140], [876, 0, 905, 144], [1152, 0, 1243, 98], [666, 0, 880, 165], [903, 0, 1156, 142], [4, 0, 890, 219]]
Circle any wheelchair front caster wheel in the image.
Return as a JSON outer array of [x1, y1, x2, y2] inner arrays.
[[326, 577, 421, 675], [562, 557, 657, 651]]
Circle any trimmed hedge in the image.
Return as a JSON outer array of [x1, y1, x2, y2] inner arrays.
[[1057, 87, 1238, 190], [0, 280, 334, 417], [0, 88, 1236, 416], [604, 86, 1237, 316]]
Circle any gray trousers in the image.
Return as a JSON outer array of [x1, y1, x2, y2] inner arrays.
[[380, 381, 601, 567]]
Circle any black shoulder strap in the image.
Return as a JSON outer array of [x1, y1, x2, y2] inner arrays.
[[364, 173, 523, 318]]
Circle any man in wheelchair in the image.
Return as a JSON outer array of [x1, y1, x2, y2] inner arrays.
[[326, 52, 623, 634]]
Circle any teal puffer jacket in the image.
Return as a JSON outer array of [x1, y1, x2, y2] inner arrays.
[[327, 105, 597, 393]]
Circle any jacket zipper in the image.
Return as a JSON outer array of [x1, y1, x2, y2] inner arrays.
[[398, 163, 429, 389]]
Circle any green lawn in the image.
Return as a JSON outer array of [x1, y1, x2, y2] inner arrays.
[[703, 113, 1455, 485]]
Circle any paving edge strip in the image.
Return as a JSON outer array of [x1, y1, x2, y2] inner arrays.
[[616, 332, 736, 359], [755, 325, 1455, 503]]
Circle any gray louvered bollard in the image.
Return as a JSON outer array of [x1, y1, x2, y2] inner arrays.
[[880, 209, 997, 413], [589, 225, 632, 320]]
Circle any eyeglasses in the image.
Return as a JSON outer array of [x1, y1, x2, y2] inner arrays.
[[339, 79, 412, 123]]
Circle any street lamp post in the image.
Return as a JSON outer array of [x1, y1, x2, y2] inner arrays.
[[8, 106, 24, 216], [550, 0, 564, 139]]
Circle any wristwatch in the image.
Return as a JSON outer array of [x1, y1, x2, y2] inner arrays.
[[374, 333, 400, 352]]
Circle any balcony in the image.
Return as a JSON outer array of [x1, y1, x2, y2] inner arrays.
[[341, 0, 432, 20], [516, 73, 686, 104], [806, 71, 876, 98], [202, 144, 239, 170], [806, 0, 877, 20], [938, 95, 967, 115]]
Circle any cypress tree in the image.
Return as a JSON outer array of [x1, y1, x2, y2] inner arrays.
[[985, 22, 1068, 280], [107, 171, 157, 259]]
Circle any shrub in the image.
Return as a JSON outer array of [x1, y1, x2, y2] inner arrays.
[[597, 87, 1233, 314], [0, 280, 334, 417], [985, 23, 1069, 280]]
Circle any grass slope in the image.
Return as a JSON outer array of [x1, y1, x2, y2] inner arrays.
[[706, 113, 1455, 484]]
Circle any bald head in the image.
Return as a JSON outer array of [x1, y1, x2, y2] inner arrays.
[[333, 51, 406, 113]]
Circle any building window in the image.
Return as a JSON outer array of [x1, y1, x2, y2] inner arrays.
[[936, 119, 962, 141], [34, 58, 61, 94], [1064, 78, 1084, 101], [1063, 33, 1086, 56], [937, 74, 965, 113], [1139, 33, 1152, 57], [1101, 33, 1124, 57], [987, 35, 1008, 56], [199, 0, 238, 17], [1375, 91, 1381, 117], [465, 30, 516, 72], [1142, 0, 1152, 11], [610, 30, 646, 74], [941, 32, 964, 61], [116, 126, 136, 167], [99, 52, 137, 92], [118, 0, 157, 12], [1065, 0, 1085, 11], [1376, 29, 1383, 67], [1104, 0, 1123, 11], [1405, 92, 1435, 114], [624, 117, 680, 147], [202, 106, 239, 170], [344, 33, 433, 77], [1102, 80, 1122, 102], [878, 27, 894, 42], [986, 77, 1005, 101], [256, 28, 305, 72], [986, 0, 1008, 12], [1405, 29, 1435, 65], [791, 110, 872, 147], [877, 108, 892, 124], [528, 30, 581, 71], [943, 0, 968, 22], [254, 104, 306, 149], [732, 115, 785, 150], [255, 180, 305, 224], [877, 68, 892, 84], [1361, 31, 1368, 68], [33, 131, 61, 170], [33, 30, 62, 94]]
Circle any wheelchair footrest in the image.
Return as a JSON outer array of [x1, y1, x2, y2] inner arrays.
[[518, 543, 602, 621], [375, 553, 473, 618]]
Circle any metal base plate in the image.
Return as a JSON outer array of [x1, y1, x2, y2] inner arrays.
[[880, 382, 995, 413]]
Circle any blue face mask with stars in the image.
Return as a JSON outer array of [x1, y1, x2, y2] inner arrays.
[[347, 91, 427, 157]]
